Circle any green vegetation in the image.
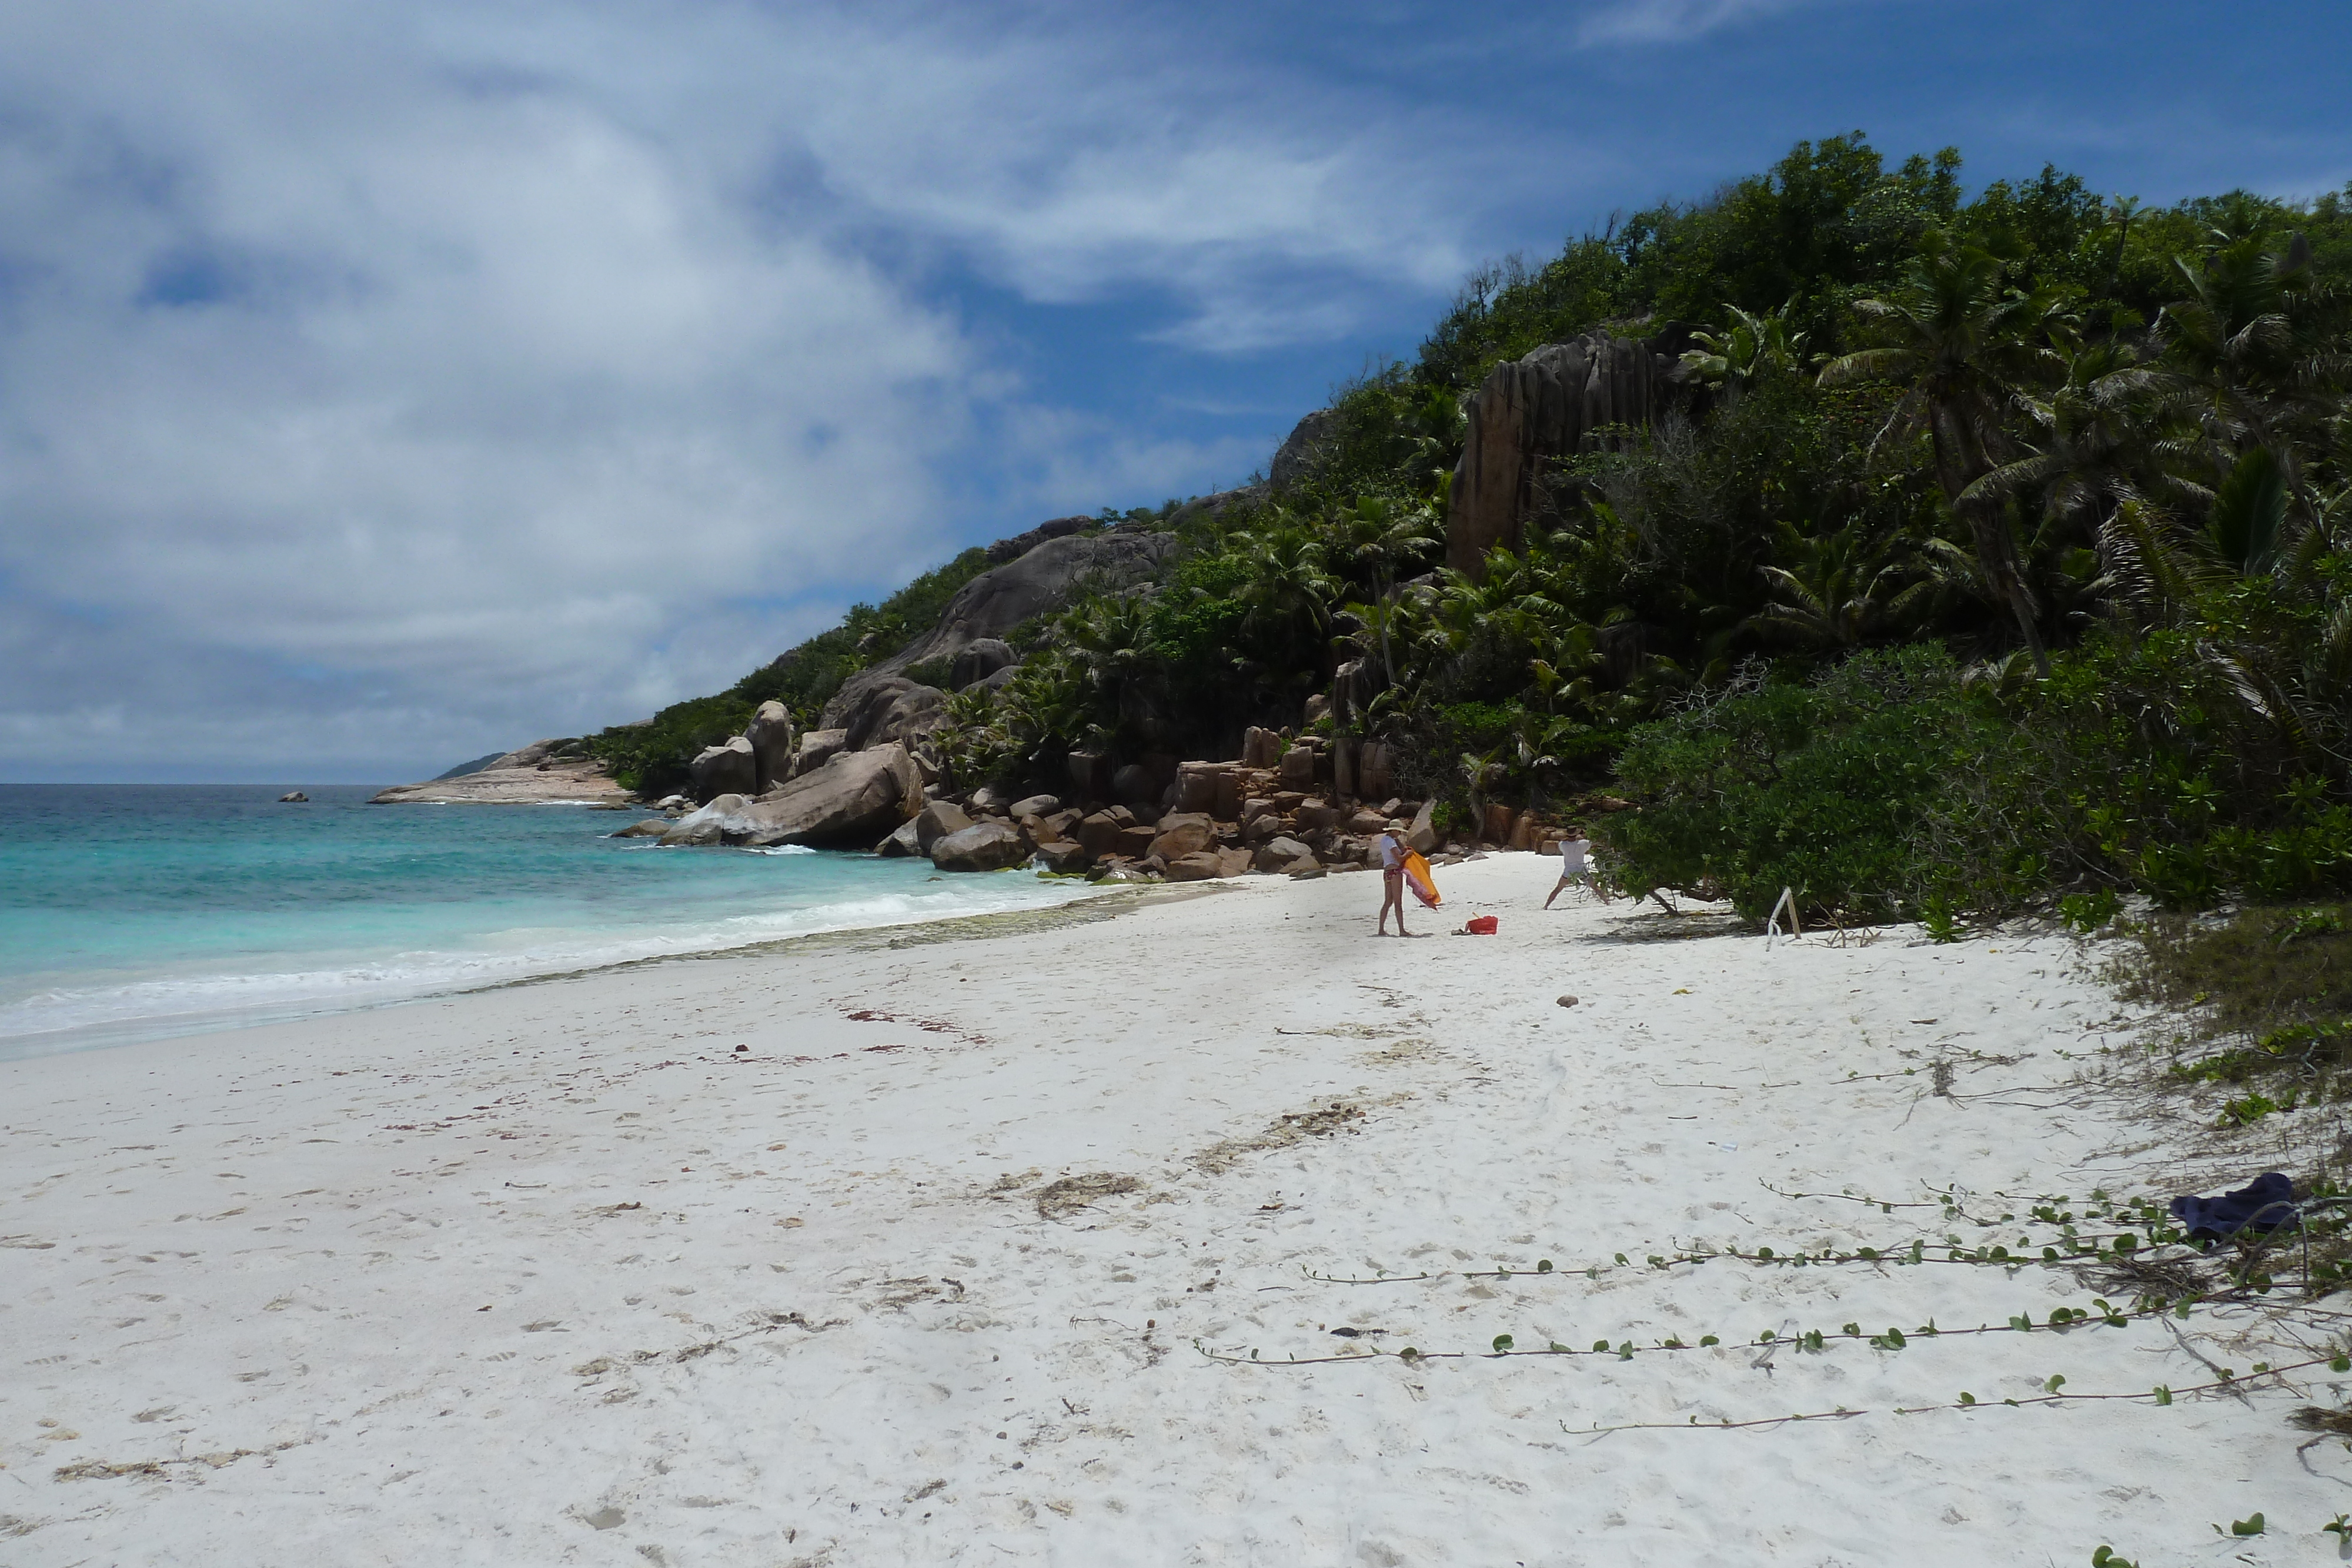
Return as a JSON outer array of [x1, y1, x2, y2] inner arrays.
[[2119, 903, 2352, 1104], [587, 131, 2352, 932]]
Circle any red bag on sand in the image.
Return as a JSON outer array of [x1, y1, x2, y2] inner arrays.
[[1465, 915, 1498, 935]]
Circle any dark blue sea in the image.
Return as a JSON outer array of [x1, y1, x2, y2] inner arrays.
[[0, 785, 1093, 1058]]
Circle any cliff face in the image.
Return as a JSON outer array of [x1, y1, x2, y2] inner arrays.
[[1445, 326, 1694, 577]]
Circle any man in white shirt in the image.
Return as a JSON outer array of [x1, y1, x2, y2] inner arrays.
[[1544, 827, 1610, 908]]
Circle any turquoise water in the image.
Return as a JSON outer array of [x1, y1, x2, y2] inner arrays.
[[0, 785, 1097, 1058]]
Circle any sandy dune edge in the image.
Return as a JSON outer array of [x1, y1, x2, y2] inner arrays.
[[1, 856, 2338, 1564]]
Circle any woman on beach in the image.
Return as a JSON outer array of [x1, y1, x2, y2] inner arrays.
[[1545, 827, 1611, 908], [1377, 823, 1411, 937]]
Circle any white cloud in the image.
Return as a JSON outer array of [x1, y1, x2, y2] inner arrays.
[[479, 2, 1498, 347], [1577, 0, 1802, 45], [0, 1, 1602, 777]]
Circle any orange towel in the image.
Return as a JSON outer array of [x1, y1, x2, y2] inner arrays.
[[1402, 850, 1441, 909]]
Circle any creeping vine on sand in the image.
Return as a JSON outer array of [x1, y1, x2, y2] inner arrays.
[[1200, 1178, 2352, 1457]]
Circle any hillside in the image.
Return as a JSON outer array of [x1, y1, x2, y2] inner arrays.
[[588, 132, 2352, 926]]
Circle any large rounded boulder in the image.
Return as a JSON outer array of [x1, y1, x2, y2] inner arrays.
[[931, 821, 1027, 872], [746, 700, 796, 794], [951, 638, 1018, 690], [1147, 811, 1215, 862], [662, 746, 918, 848], [689, 737, 757, 803], [787, 728, 848, 781], [842, 680, 947, 753], [915, 800, 973, 854]]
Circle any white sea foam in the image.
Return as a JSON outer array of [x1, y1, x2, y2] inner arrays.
[[0, 875, 1103, 1058]]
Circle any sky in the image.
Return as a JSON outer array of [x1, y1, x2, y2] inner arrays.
[[2, 0, 2347, 783]]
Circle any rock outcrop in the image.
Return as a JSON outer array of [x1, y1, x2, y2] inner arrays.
[[788, 728, 848, 781], [821, 529, 1178, 730], [658, 744, 920, 848], [1447, 326, 1695, 577], [1254, 834, 1313, 872], [986, 516, 1093, 564], [914, 800, 973, 854], [930, 821, 1028, 872], [950, 638, 1018, 690], [1161, 484, 1267, 534], [1268, 409, 1335, 494], [839, 678, 948, 753], [370, 738, 634, 805], [746, 700, 796, 794], [1031, 838, 1095, 874], [1147, 811, 1215, 862], [689, 736, 757, 803]]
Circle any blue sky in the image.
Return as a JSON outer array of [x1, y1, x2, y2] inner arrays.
[[1, 0, 2346, 781]]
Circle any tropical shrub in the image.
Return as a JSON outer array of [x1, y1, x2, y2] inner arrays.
[[1599, 648, 1986, 921]]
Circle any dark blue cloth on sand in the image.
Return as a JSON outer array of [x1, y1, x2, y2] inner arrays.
[[2169, 1172, 2298, 1247]]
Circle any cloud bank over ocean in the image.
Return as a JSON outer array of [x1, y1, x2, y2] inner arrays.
[[1, 0, 2344, 780]]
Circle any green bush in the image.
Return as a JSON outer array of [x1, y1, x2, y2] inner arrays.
[[1601, 612, 2352, 925], [589, 694, 757, 795], [1598, 647, 1983, 921], [1919, 628, 2352, 911]]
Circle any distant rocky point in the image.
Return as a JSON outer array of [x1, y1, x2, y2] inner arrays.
[[432, 751, 508, 781], [370, 738, 633, 806]]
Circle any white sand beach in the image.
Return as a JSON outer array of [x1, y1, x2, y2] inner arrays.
[[4, 855, 2346, 1565]]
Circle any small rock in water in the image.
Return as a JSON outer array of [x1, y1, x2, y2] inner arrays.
[[1556, 994, 1578, 1008]]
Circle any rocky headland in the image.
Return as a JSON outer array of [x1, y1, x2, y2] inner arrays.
[[369, 738, 634, 806], [387, 367, 1668, 861]]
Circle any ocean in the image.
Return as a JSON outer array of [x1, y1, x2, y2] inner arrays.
[[0, 785, 1098, 1059]]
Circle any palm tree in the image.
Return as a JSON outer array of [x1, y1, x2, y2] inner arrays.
[[1963, 340, 2193, 545], [2160, 230, 2345, 518], [2098, 194, 2141, 300], [1680, 300, 1808, 403], [1058, 590, 1158, 730], [1819, 230, 2070, 671], [1402, 384, 1467, 494], [1748, 523, 1933, 649], [1230, 522, 1340, 663], [1327, 496, 1441, 686]]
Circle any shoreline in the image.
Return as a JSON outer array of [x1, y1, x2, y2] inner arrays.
[[3, 854, 2338, 1564], [0, 868, 1138, 1064], [450, 880, 1225, 994]]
